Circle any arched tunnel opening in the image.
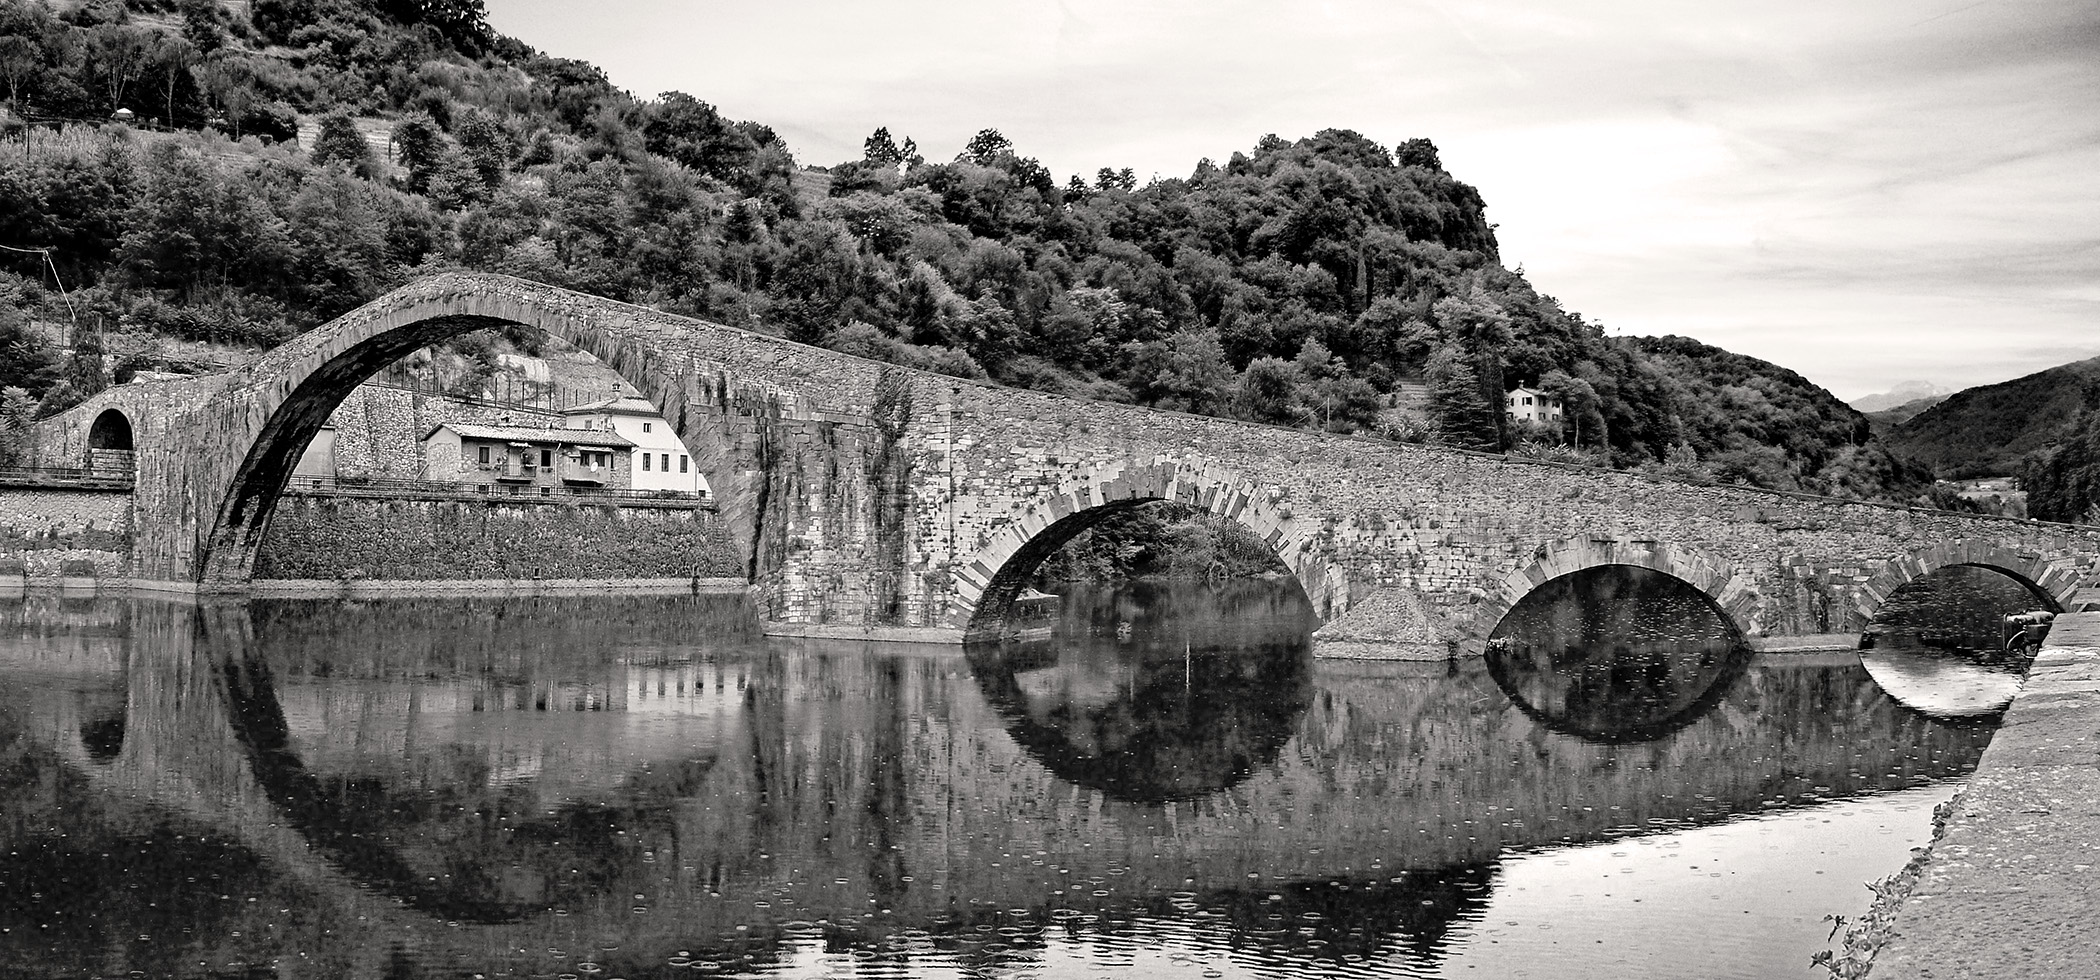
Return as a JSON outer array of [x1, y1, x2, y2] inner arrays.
[[1482, 563, 1754, 744], [201, 316, 725, 585], [87, 409, 134, 452], [962, 499, 1298, 644], [962, 499, 1315, 802], [1857, 563, 2059, 719]]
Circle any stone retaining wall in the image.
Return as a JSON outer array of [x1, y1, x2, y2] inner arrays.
[[0, 485, 132, 579], [252, 494, 740, 582]]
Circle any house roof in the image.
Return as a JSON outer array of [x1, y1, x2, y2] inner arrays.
[[561, 396, 663, 417], [422, 422, 636, 448]]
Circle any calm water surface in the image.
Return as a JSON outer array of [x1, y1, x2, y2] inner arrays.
[[0, 570, 2031, 979]]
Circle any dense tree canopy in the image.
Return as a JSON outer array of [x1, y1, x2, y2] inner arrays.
[[0, 0, 1928, 504]]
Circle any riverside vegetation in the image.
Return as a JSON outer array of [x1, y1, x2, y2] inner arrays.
[[0, 0, 1931, 506]]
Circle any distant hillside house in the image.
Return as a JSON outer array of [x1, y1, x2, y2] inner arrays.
[[562, 397, 710, 496], [422, 423, 635, 491], [1505, 387, 1563, 425]]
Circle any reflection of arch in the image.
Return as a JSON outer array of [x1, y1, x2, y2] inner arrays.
[[212, 648, 535, 923], [87, 409, 133, 451], [1484, 563, 1754, 744], [1487, 642, 1754, 744], [964, 582, 1314, 802], [192, 274, 741, 584], [1478, 538, 1755, 646], [947, 459, 1340, 639], [1856, 542, 2076, 622]]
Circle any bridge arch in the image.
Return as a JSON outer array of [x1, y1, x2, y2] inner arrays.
[[87, 408, 134, 451], [1856, 541, 2078, 621], [1478, 537, 1758, 642], [945, 459, 1343, 640], [186, 273, 755, 584]]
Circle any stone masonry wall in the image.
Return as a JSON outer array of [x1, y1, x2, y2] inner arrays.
[[918, 381, 2100, 638], [645, 322, 2100, 637], [0, 486, 132, 578], [252, 494, 739, 581]]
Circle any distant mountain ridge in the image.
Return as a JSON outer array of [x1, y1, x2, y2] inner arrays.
[[1885, 357, 2100, 479], [1851, 380, 1955, 413], [1864, 396, 1949, 427]]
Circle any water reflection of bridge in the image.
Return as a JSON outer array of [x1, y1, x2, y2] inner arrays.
[[0, 596, 1988, 978]]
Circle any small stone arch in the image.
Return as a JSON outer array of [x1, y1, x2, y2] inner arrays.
[[1477, 536, 1758, 645], [1855, 541, 2081, 622], [944, 458, 1343, 639], [87, 408, 134, 451]]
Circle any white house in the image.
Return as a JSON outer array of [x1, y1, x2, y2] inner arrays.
[[562, 397, 709, 496], [1505, 386, 1563, 425]]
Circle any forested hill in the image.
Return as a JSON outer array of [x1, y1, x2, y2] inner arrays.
[[1886, 356, 2100, 481], [0, 0, 1925, 504], [1880, 355, 2100, 522]]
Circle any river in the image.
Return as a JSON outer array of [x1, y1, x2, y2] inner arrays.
[[0, 565, 2047, 979]]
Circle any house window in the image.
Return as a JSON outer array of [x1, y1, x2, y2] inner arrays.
[[643, 422, 652, 433], [1524, 397, 1533, 405], [679, 455, 688, 473], [661, 453, 670, 472], [642, 452, 651, 471], [477, 446, 490, 465], [540, 449, 552, 467]]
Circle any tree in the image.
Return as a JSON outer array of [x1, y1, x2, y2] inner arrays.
[[0, 35, 38, 115], [146, 33, 196, 126], [389, 111, 444, 193], [452, 109, 513, 189], [1233, 356, 1304, 424], [191, 55, 258, 135], [378, 0, 492, 54], [1426, 345, 1498, 451], [1434, 287, 1515, 450], [0, 386, 37, 465], [863, 126, 917, 169], [61, 310, 108, 401], [642, 92, 756, 183], [86, 23, 151, 114], [1126, 329, 1235, 416], [310, 111, 380, 179], [1395, 137, 1441, 170], [0, 0, 57, 113], [1537, 368, 1602, 447], [0, 306, 58, 398], [960, 128, 1012, 165], [178, 0, 229, 53]]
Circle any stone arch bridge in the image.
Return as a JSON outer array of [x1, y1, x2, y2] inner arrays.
[[29, 273, 2100, 649]]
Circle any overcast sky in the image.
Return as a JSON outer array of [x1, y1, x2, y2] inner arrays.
[[483, 0, 2098, 401]]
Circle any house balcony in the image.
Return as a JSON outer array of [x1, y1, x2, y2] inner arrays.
[[493, 463, 537, 482], [561, 461, 610, 485]]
